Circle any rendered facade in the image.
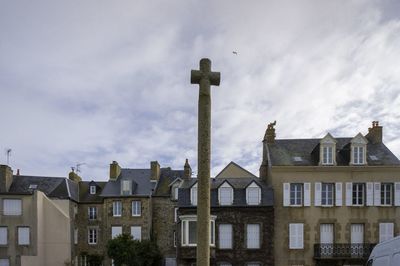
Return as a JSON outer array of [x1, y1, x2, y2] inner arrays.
[[260, 121, 400, 266]]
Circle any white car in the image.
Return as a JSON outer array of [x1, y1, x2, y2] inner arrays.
[[367, 236, 400, 266]]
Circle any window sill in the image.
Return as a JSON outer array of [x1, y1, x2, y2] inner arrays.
[[88, 243, 97, 245], [132, 215, 141, 217], [112, 215, 122, 217]]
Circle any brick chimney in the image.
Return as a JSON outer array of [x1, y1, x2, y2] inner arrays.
[[69, 169, 82, 182], [151, 161, 160, 181], [110, 161, 121, 181], [366, 121, 383, 144], [184, 159, 192, 179], [0, 165, 13, 192]]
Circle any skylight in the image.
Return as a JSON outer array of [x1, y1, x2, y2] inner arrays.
[[369, 155, 379, 161], [293, 156, 303, 162], [29, 184, 38, 189]]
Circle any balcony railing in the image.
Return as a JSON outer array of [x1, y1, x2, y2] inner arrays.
[[314, 243, 376, 259]]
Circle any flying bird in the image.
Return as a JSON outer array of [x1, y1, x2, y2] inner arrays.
[[232, 51, 238, 55]]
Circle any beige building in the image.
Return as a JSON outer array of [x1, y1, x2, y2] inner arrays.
[[260, 121, 400, 266], [0, 165, 79, 266]]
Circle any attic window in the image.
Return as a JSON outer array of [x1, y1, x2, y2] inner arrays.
[[322, 146, 334, 165], [122, 180, 132, 195], [369, 155, 378, 161], [293, 156, 302, 162], [89, 186, 96, 195], [29, 184, 38, 190]]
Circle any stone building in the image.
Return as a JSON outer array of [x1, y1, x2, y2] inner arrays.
[[260, 121, 400, 266], [0, 164, 79, 266], [177, 162, 274, 266]]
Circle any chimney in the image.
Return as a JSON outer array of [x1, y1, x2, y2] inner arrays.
[[0, 165, 13, 192], [184, 159, 192, 179], [366, 121, 383, 144], [110, 161, 121, 181], [68, 169, 82, 182], [263, 120, 276, 144], [151, 161, 160, 181], [16, 169, 20, 176]]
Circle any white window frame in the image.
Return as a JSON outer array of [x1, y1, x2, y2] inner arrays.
[[218, 224, 233, 249], [132, 201, 141, 216], [381, 183, 393, 206], [111, 226, 122, 239], [0, 227, 7, 245], [113, 201, 122, 217], [352, 183, 365, 206], [88, 228, 97, 245], [246, 182, 261, 205], [352, 146, 365, 165], [289, 223, 304, 249], [131, 226, 142, 241], [219, 182, 233, 206], [121, 180, 131, 195], [321, 183, 334, 206], [180, 215, 216, 247], [290, 183, 303, 206], [89, 185, 96, 195], [18, 227, 30, 245], [174, 207, 178, 223], [246, 224, 260, 249], [190, 183, 198, 206], [174, 186, 179, 200], [88, 206, 97, 220], [3, 199, 22, 216], [322, 146, 334, 165]]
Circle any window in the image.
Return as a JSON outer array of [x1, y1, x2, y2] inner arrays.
[[74, 228, 78, 244], [191, 183, 198, 206], [246, 224, 260, 249], [379, 223, 394, 243], [181, 216, 215, 246], [174, 186, 179, 200], [121, 180, 131, 195], [89, 185, 96, 194], [381, 183, 393, 205], [0, 259, 9, 266], [18, 227, 30, 245], [112, 226, 122, 239], [352, 183, 365, 205], [113, 201, 122, 216], [132, 201, 141, 216], [0, 227, 7, 245], [322, 146, 333, 165], [321, 183, 334, 206], [353, 146, 364, 164], [131, 226, 141, 241], [174, 207, 178, 223], [219, 224, 232, 249], [290, 184, 303, 206], [219, 183, 233, 205], [3, 199, 22, 215], [246, 182, 261, 205], [88, 207, 97, 220], [88, 228, 97, 244], [289, 223, 304, 249]]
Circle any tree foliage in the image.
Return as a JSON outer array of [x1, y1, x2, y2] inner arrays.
[[107, 234, 162, 266]]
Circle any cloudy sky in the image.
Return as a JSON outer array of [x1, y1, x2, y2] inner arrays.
[[1, 0, 399, 180]]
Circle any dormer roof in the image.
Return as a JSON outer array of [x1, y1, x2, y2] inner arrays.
[[320, 133, 337, 144], [351, 133, 368, 145]]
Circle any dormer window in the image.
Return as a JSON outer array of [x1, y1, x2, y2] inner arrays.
[[246, 182, 261, 205], [350, 133, 368, 165], [190, 183, 198, 206], [319, 133, 337, 166], [218, 182, 233, 206], [89, 185, 96, 195], [121, 180, 132, 195]]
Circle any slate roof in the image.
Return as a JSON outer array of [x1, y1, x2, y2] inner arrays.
[[100, 168, 153, 197], [7, 175, 79, 201], [178, 177, 274, 207], [79, 181, 107, 203], [153, 168, 184, 197], [268, 138, 400, 166]]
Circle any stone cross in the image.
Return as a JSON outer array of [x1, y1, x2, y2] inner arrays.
[[191, 58, 220, 266]]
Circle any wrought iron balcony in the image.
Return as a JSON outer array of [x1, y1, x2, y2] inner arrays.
[[314, 243, 376, 259]]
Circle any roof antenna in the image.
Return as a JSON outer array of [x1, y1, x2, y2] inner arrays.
[[76, 163, 86, 173], [5, 148, 12, 165]]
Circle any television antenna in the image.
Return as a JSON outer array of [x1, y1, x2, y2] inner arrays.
[[76, 163, 86, 173]]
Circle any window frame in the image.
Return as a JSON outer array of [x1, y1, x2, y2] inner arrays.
[[180, 215, 216, 247], [246, 182, 261, 205], [219, 182, 233, 206], [3, 199, 22, 216], [88, 206, 97, 220], [246, 223, 261, 249], [112, 201, 122, 217], [381, 183, 393, 206], [89, 185, 96, 195], [352, 146, 365, 165], [290, 183, 303, 206], [0, 227, 7, 245], [131, 226, 142, 241], [131, 200, 141, 217], [322, 145, 334, 165], [289, 223, 304, 249], [218, 224, 233, 249], [190, 183, 198, 206], [18, 226, 30, 246], [321, 183, 334, 206], [352, 183, 365, 206], [88, 228, 97, 245]]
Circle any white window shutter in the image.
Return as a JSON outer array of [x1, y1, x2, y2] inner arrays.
[[374, 182, 381, 206], [315, 183, 321, 206], [335, 183, 342, 206], [289, 223, 303, 249], [283, 183, 290, 206], [366, 182, 374, 206], [298, 223, 304, 249], [304, 183, 311, 206], [379, 223, 394, 242], [395, 183, 400, 206], [346, 182, 352, 206], [289, 224, 296, 249]]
